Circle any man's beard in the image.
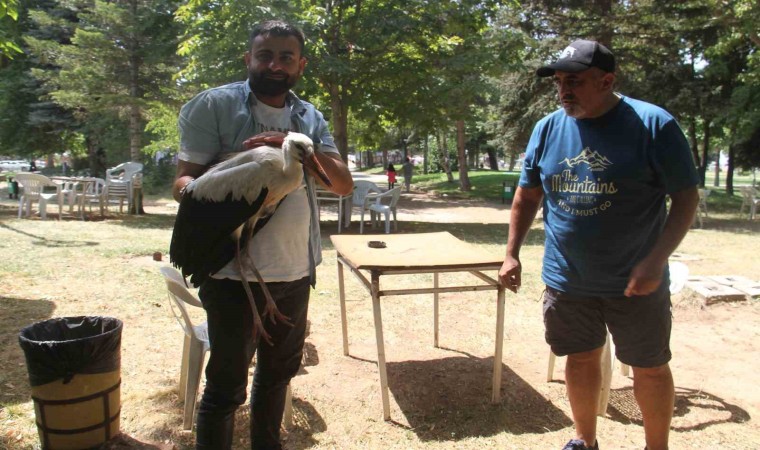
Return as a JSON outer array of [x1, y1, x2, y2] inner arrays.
[[249, 70, 298, 96]]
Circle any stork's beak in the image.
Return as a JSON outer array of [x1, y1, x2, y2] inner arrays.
[[303, 153, 333, 187]]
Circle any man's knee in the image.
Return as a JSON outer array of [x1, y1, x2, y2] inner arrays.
[[202, 381, 248, 411], [254, 354, 302, 388], [632, 363, 672, 381], [567, 346, 605, 365]]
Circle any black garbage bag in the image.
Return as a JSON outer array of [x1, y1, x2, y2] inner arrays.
[[18, 316, 122, 386]]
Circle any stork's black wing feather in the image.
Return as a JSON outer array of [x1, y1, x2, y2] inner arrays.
[[170, 189, 268, 286]]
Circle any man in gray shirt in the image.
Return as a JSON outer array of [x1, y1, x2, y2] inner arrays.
[[173, 20, 352, 450]]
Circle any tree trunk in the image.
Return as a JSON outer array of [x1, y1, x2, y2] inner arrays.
[[487, 147, 498, 170], [126, 0, 144, 213], [726, 122, 738, 195], [468, 146, 477, 168], [593, 0, 613, 46], [437, 129, 454, 182], [423, 134, 429, 174], [702, 120, 718, 188], [86, 135, 98, 176], [329, 82, 349, 162], [456, 120, 470, 191], [727, 144, 735, 195], [688, 116, 703, 186], [700, 116, 710, 188]]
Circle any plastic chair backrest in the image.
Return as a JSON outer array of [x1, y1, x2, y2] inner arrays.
[[351, 180, 382, 207], [106, 162, 143, 182], [15, 173, 57, 197], [160, 267, 204, 337], [740, 186, 756, 202], [87, 178, 106, 195], [369, 186, 402, 208], [385, 186, 402, 208], [668, 261, 689, 295]]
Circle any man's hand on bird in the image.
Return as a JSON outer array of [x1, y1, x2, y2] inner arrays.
[[243, 131, 287, 149]]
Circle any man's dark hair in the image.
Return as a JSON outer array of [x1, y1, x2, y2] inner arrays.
[[249, 20, 305, 53]]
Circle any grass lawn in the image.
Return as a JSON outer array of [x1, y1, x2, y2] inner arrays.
[[358, 166, 757, 214], [0, 185, 758, 450]]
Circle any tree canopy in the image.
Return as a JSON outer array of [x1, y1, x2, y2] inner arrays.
[[0, 0, 757, 190]]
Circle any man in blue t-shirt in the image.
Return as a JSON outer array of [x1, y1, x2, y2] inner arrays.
[[498, 40, 699, 450]]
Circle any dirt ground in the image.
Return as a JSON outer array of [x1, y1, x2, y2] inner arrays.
[[1, 186, 759, 450]]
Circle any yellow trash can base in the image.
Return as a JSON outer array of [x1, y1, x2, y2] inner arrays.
[[32, 371, 121, 450]]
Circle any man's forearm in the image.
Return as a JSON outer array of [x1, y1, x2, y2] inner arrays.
[[172, 176, 195, 202], [643, 186, 700, 265], [173, 159, 209, 202], [315, 152, 353, 196], [506, 187, 543, 259]]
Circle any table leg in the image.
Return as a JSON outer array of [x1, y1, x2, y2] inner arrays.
[[343, 199, 352, 229], [338, 257, 349, 356], [337, 195, 343, 233], [370, 272, 391, 421], [78, 185, 86, 220], [492, 286, 505, 403], [433, 272, 439, 348]]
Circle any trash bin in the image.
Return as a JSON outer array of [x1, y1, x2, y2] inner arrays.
[[501, 172, 520, 204], [8, 178, 19, 199], [18, 316, 123, 450]]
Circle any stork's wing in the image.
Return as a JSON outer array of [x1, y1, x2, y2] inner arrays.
[[170, 189, 268, 286]]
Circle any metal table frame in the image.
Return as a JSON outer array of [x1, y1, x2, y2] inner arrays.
[[332, 232, 506, 421]]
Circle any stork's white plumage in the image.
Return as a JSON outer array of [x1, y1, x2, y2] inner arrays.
[[170, 132, 331, 344]]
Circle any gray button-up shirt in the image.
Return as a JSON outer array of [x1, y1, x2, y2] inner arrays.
[[179, 80, 338, 285]]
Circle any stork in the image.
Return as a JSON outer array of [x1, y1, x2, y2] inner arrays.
[[169, 132, 331, 344]]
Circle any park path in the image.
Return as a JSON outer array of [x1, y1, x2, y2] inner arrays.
[[344, 170, 513, 225]]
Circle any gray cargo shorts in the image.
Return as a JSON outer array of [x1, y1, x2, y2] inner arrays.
[[543, 284, 672, 368]]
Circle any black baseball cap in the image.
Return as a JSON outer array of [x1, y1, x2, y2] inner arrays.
[[537, 40, 615, 77]]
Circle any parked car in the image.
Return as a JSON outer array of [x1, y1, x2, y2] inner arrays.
[[0, 160, 31, 172]]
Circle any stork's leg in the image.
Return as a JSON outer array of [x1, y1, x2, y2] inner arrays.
[[241, 224, 293, 327], [234, 245, 273, 345], [244, 252, 294, 327]]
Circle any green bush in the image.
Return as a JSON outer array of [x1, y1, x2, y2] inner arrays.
[[141, 158, 175, 195]]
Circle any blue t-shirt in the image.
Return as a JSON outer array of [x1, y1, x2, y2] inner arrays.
[[520, 95, 699, 296]]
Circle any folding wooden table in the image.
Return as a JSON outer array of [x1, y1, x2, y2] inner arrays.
[[331, 232, 506, 420]]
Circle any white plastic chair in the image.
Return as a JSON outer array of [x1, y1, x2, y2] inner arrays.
[[160, 267, 209, 430], [58, 179, 79, 213], [76, 178, 107, 218], [159, 267, 294, 430], [363, 187, 402, 234], [15, 173, 63, 220], [346, 180, 383, 229], [546, 261, 690, 416], [739, 186, 759, 220], [105, 162, 143, 213]]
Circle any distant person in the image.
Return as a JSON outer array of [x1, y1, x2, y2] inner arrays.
[[61, 152, 71, 176], [29, 160, 37, 172], [401, 157, 413, 192], [387, 163, 397, 189], [498, 39, 699, 450]]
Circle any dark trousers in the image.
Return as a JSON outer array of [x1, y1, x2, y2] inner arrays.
[[195, 276, 310, 450]]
